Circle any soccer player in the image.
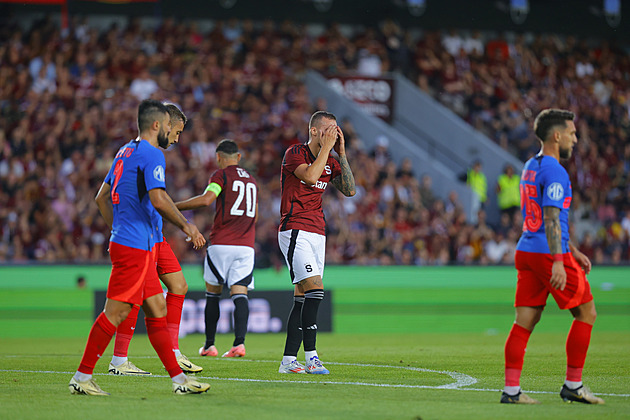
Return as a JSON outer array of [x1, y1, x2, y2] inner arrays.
[[69, 100, 210, 396], [277, 111, 355, 374], [501, 109, 604, 405], [175, 139, 257, 359], [108, 103, 203, 376]]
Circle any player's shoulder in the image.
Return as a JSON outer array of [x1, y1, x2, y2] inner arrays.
[[285, 143, 307, 156]]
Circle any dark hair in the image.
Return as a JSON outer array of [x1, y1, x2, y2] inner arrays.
[[164, 102, 187, 125], [309, 110, 337, 132], [138, 99, 169, 132], [216, 139, 239, 155], [533, 108, 575, 142]]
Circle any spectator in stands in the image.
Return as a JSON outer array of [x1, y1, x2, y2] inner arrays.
[[496, 164, 521, 219]]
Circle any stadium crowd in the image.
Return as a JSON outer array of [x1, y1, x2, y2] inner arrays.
[[0, 15, 628, 267]]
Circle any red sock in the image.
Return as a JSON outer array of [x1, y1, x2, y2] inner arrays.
[[78, 313, 116, 375], [114, 305, 140, 357], [145, 317, 182, 378], [504, 323, 532, 387], [566, 320, 593, 382], [166, 293, 185, 351]]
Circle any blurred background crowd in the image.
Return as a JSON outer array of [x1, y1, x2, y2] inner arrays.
[[1, 13, 629, 267]]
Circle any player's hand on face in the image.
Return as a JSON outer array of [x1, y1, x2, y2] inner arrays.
[[334, 126, 345, 156], [321, 124, 338, 152], [550, 261, 567, 290]]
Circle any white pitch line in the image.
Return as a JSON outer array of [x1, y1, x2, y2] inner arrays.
[[1, 366, 628, 397]]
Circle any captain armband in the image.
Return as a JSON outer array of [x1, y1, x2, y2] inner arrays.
[[204, 182, 222, 196]]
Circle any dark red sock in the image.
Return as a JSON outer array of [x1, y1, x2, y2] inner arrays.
[[504, 323, 531, 387], [114, 305, 140, 357], [566, 320, 593, 382], [78, 313, 116, 375], [145, 316, 182, 378], [166, 293, 185, 351]]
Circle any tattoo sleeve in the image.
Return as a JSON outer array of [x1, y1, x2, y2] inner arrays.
[[331, 155, 356, 197], [544, 206, 563, 255]]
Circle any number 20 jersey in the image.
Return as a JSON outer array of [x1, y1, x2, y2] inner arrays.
[[208, 165, 257, 249], [516, 154, 572, 254]]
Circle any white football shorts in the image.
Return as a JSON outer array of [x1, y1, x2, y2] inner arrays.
[[278, 229, 326, 284], [203, 244, 255, 289]]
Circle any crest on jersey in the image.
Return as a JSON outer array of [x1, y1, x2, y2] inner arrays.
[[153, 165, 165, 182], [547, 182, 564, 201]]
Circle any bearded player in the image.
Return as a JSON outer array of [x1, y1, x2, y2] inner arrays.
[[108, 103, 203, 376]]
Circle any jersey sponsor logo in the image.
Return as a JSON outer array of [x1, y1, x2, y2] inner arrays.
[[153, 165, 165, 182], [547, 182, 564, 201], [298, 180, 328, 190]]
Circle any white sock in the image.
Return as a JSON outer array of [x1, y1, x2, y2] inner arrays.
[[172, 373, 187, 384], [565, 380, 582, 389], [111, 356, 127, 366], [503, 385, 520, 396], [305, 350, 318, 361], [282, 356, 296, 365], [74, 371, 92, 382], [173, 349, 182, 358]]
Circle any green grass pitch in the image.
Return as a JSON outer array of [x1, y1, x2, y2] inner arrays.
[[0, 266, 628, 419]]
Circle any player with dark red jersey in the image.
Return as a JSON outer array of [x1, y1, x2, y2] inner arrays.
[[108, 103, 203, 376], [501, 109, 604, 405], [69, 99, 209, 396], [176, 139, 258, 358], [277, 111, 355, 374]]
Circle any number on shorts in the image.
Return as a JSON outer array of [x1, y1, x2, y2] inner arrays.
[[111, 160, 124, 204], [230, 180, 257, 218]]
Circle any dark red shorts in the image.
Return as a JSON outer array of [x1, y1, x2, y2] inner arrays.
[[514, 250, 593, 310], [156, 239, 182, 276], [107, 242, 163, 305]]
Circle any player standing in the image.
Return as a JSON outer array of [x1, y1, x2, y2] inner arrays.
[[108, 103, 203, 376], [277, 111, 355, 374], [501, 109, 604, 405], [69, 100, 209, 396], [175, 139, 257, 358]]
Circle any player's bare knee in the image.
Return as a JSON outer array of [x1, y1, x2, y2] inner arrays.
[[170, 280, 188, 295]]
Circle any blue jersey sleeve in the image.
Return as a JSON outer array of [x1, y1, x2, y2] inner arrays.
[[143, 147, 167, 192], [541, 163, 570, 209]]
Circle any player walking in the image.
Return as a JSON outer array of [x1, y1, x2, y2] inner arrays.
[[108, 103, 203, 376], [277, 111, 355, 374], [501, 109, 604, 405], [69, 100, 209, 396], [176, 139, 258, 359]]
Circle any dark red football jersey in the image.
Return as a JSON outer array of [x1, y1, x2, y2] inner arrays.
[[279, 143, 341, 235], [209, 165, 257, 248]]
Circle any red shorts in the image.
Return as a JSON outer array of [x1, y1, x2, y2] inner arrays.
[[107, 242, 163, 305], [514, 250, 593, 310], [156, 239, 182, 276]]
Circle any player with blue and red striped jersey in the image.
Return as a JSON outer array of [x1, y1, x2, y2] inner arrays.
[[501, 109, 604, 405]]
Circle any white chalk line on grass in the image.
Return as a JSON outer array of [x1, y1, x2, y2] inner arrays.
[[1, 360, 628, 397]]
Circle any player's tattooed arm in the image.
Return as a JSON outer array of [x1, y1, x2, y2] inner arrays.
[[543, 206, 563, 255], [331, 155, 356, 197]]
